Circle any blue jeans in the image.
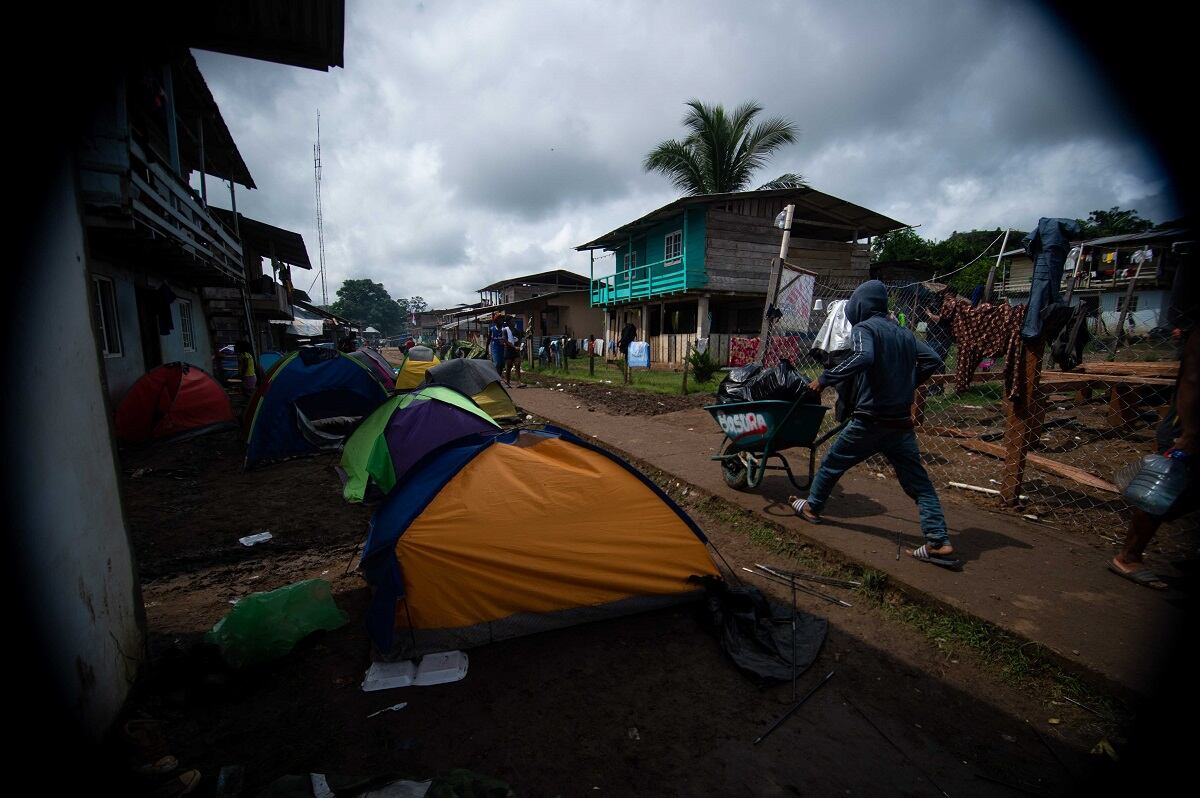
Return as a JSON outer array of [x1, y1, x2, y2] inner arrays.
[[807, 419, 950, 547]]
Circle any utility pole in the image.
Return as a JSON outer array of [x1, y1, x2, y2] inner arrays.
[[314, 111, 329, 306]]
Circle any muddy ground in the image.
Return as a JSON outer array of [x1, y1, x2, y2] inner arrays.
[[112, 419, 1133, 797], [520, 376, 715, 416]]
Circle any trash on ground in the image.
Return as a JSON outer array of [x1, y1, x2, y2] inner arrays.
[[360, 778, 432, 798], [361, 651, 469, 691], [627, 727, 640, 741], [1090, 738, 1119, 761], [206, 579, 348, 668], [367, 702, 408, 718], [238, 530, 273, 546]]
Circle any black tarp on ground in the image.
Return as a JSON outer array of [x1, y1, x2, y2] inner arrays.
[[700, 579, 827, 684]]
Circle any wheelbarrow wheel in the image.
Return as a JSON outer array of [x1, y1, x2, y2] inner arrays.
[[723, 456, 749, 490]]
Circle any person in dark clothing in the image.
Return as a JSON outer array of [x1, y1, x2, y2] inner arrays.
[[790, 280, 958, 567], [619, 321, 636, 356]]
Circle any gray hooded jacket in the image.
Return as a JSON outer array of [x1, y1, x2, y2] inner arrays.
[[817, 280, 943, 420]]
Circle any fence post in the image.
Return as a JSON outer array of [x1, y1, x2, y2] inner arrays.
[[681, 342, 691, 395], [1001, 340, 1044, 504]]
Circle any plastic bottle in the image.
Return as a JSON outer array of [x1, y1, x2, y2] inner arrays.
[[1120, 451, 1190, 516]]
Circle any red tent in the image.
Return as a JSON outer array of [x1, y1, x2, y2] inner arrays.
[[115, 363, 235, 443]]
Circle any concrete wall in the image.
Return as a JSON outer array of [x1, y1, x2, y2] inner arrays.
[[89, 261, 216, 402], [1099, 288, 1166, 333], [12, 159, 143, 741], [88, 261, 145, 401]]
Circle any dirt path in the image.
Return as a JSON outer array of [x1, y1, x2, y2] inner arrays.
[[119, 428, 1110, 796]]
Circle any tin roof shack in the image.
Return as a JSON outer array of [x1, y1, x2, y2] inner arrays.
[[441, 270, 604, 347], [998, 227, 1195, 337], [577, 188, 905, 364]]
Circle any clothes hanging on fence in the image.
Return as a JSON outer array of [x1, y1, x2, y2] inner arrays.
[[729, 336, 806, 368], [810, 299, 853, 363], [1021, 217, 1080, 341], [942, 298, 1027, 398]]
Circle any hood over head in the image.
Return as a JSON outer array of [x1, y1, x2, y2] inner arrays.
[[846, 280, 889, 324]]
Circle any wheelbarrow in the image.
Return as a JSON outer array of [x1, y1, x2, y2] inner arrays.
[[705, 399, 846, 491]]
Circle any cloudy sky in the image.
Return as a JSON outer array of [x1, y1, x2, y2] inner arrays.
[[193, 0, 1174, 309]]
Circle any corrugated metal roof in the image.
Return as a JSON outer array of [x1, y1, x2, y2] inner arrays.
[[576, 187, 906, 251], [211, 208, 312, 269], [476, 269, 589, 293], [1080, 228, 1192, 247]]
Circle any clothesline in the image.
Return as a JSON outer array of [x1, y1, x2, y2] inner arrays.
[[812, 230, 1009, 293]]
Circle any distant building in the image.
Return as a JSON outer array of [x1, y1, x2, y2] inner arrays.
[[998, 226, 1195, 334], [441, 270, 604, 346]]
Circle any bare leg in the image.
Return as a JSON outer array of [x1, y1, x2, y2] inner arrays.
[[1111, 509, 1167, 589]]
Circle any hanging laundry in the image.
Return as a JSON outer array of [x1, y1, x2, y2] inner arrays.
[[1021, 217, 1080, 341], [942, 299, 1028, 399]]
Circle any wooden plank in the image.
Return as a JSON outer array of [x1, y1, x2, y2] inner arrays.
[[958, 438, 1118, 493], [1002, 340, 1043, 504], [1042, 372, 1175, 387], [1069, 362, 1179, 377]]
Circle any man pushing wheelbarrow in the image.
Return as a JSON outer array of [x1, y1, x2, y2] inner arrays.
[[791, 280, 962, 570]]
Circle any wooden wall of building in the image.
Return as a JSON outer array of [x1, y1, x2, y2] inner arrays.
[[704, 209, 869, 293]]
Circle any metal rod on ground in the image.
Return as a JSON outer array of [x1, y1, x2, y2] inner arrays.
[[1061, 695, 1103, 718], [755, 565, 856, 606], [753, 564, 861, 589], [742, 567, 852, 608], [753, 669, 834, 745]]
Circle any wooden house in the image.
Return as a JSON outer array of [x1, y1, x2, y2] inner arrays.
[[577, 188, 905, 364]]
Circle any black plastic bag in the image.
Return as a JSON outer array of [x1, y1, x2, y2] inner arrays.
[[716, 363, 762, 403], [717, 359, 811, 404]]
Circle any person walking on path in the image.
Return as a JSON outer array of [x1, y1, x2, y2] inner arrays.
[[487, 313, 506, 373], [502, 317, 523, 388], [236, 340, 257, 397], [789, 280, 960, 568], [1109, 326, 1198, 589]]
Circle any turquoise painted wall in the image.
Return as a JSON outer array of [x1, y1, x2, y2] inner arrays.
[[611, 207, 707, 295]]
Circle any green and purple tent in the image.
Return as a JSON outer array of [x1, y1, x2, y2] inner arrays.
[[337, 385, 500, 503]]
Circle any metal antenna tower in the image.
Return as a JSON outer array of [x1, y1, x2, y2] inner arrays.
[[313, 110, 328, 306]]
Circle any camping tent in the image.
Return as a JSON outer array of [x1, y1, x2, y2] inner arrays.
[[244, 347, 391, 468], [347, 347, 396, 388], [115, 363, 236, 443], [394, 354, 442, 391], [424, 358, 516, 419], [338, 385, 499, 503], [360, 426, 720, 655]]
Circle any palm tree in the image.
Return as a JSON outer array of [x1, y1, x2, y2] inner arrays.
[[643, 100, 806, 195]]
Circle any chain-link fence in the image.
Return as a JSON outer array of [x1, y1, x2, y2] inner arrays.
[[750, 259, 1189, 550]]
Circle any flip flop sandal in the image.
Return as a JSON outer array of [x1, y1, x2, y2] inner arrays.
[[1108, 563, 1168, 590], [790, 498, 823, 524], [136, 756, 179, 777], [910, 544, 963, 570], [150, 769, 201, 798]]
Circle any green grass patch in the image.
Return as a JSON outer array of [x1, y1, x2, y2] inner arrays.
[[922, 381, 1005, 414], [523, 359, 722, 396]]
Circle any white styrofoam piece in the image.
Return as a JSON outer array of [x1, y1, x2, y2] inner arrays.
[[413, 650, 468, 686], [361, 660, 416, 691]]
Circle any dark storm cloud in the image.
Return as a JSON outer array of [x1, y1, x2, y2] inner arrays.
[[193, 0, 1174, 307]]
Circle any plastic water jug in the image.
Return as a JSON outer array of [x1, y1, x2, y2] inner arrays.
[[1117, 452, 1190, 516]]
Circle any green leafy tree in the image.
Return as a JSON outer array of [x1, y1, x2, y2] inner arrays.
[[643, 100, 805, 194], [1076, 206, 1155, 239], [871, 227, 931, 263], [329, 279, 404, 335]]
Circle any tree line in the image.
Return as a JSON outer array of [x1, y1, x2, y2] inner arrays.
[[327, 278, 428, 336]]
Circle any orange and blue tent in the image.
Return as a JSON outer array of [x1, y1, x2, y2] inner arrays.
[[115, 362, 235, 443], [244, 347, 391, 468], [360, 426, 720, 655]]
